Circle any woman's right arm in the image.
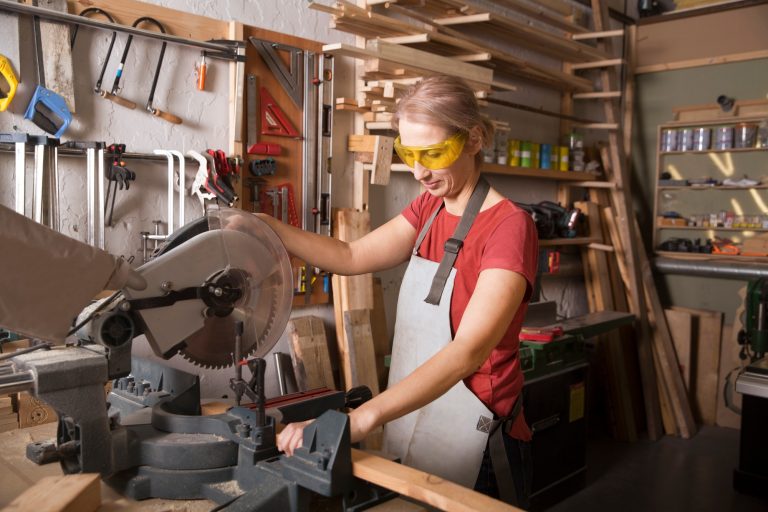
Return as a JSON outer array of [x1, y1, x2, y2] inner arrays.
[[255, 213, 416, 276]]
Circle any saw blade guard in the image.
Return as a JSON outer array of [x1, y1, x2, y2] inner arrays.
[[125, 208, 293, 368]]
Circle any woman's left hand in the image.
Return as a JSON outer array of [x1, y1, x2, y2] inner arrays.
[[276, 419, 314, 456], [276, 408, 377, 456]]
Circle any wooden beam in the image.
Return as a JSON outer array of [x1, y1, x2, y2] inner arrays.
[[351, 449, 522, 512], [570, 58, 624, 70], [5, 474, 100, 512], [491, 0, 589, 34], [636, 48, 768, 74], [371, 135, 394, 185], [573, 91, 622, 99], [433, 12, 609, 62], [288, 316, 336, 391], [571, 29, 624, 40]]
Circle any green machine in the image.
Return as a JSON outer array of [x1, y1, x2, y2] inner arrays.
[[738, 278, 768, 360]]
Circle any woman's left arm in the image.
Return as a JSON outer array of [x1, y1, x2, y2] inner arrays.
[[277, 267, 529, 455]]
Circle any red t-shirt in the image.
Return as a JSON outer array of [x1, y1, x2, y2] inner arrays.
[[401, 191, 538, 441]]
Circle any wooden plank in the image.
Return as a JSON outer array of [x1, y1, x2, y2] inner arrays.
[[671, 306, 723, 426], [573, 91, 621, 99], [433, 12, 609, 62], [638, 225, 697, 438], [350, 449, 520, 512], [492, 0, 589, 34], [228, 21, 244, 158], [371, 277, 390, 391], [367, 40, 494, 85], [4, 473, 100, 512], [636, 3, 768, 74], [68, 0, 229, 40], [591, 0, 663, 440], [716, 322, 743, 429], [343, 309, 380, 395], [288, 316, 336, 391], [17, 392, 56, 428], [349, 134, 377, 152], [40, 0, 76, 112], [664, 309, 693, 393], [336, 209, 374, 310], [571, 29, 624, 40], [570, 58, 624, 70], [370, 135, 394, 185]]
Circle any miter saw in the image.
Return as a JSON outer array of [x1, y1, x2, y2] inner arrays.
[[0, 205, 383, 510]]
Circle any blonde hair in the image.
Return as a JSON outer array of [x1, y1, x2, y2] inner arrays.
[[394, 75, 494, 167]]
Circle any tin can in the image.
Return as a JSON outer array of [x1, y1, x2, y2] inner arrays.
[[678, 128, 694, 151], [551, 145, 560, 169], [558, 146, 569, 171], [531, 143, 541, 169], [660, 129, 678, 152], [520, 141, 532, 168], [714, 126, 734, 150], [693, 127, 711, 151], [735, 123, 758, 148], [508, 139, 521, 166], [540, 143, 552, 169]]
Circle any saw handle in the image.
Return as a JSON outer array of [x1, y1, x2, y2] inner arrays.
[[0, 54, 19, 112], [152, 108, 182, 125], [101, 91, 136, 110]]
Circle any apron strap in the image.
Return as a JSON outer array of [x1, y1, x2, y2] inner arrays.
[[424, 177, 490, 305], [413, 202, 444, 256], [488, 396, 524, 506]]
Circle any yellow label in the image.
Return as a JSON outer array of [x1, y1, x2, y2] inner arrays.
[[569, 382, 585, 422]]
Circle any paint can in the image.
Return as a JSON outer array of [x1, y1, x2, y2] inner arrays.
[[693, 127, 710, 151], [508, 139, 521, 166], [678, 128, 694, 151], [735, 123, 758, 148], [714, 126, 734, 150], [558, 146, 569, 171], [660, 129, 678, 152], [520, 141, 532, 168], [532, 142, 541, 168], [540, 143, 552, 169]]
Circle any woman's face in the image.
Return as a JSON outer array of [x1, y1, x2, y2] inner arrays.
[[397, 116, 480, 200]]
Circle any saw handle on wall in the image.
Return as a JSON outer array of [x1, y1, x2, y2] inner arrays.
[[0, 54, 19, 112], [151, 108, 182, 125]]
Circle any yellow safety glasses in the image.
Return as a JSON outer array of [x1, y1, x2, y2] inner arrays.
[[394, 132, 467, 170]]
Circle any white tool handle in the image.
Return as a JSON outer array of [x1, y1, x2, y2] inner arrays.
[[153, 149, 175, 236]]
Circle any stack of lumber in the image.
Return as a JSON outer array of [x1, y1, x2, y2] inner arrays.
[[310, 0, 598, 92]]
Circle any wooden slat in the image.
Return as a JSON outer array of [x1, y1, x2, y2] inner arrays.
[[665, 309, 693, 393], [433, 12, 609, 62], [371, 277, 390, 391], [573, 91, 621, 99], [288, 316, 336, 391], [343, 309, 379, 392], [492, 0, 589, 34], [671, 307, 723, 426], [40, 0, 76, 112], [371, 135, 394, 185], [351, 449, 522, 512], [571, 29, 624, 40], [569, 58, 624, 70], [589, 0, 664, 438], [5, 474, 100, 512]]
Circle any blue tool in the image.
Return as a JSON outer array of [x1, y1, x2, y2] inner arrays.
[[24, 9, 72, 138]]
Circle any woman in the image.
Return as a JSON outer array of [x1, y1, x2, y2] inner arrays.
[[259, 75, 538, 507]]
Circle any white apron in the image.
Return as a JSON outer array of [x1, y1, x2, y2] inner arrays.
[[383, 178, 506, 489]]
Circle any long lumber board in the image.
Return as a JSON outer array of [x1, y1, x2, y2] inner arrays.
[[4, 473, 100, 512], [351, 448, 522, 512], [322, 41, 493, 86]]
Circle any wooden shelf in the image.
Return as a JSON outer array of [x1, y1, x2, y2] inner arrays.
[[482, 163, 596, 181], [540, 237, 602, 247], [660, 147, 768, 156], [657, 226, 768, 232], [655, 250, 768, 263], [658, 185, 768, 190]]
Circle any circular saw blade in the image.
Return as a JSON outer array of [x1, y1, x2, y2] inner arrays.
[[160, 208, 293, 369]]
